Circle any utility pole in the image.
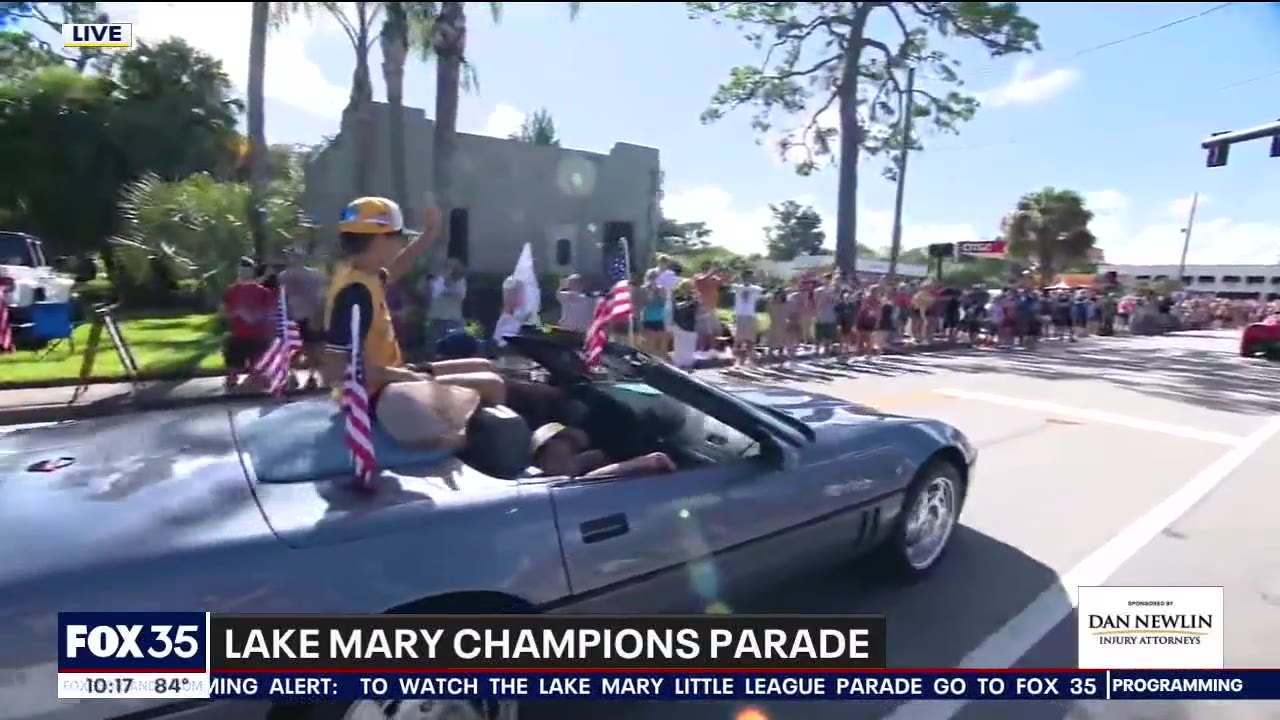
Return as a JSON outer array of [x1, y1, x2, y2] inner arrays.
[[887, 66, 916, 281], [1176, 191, 1199, 281]]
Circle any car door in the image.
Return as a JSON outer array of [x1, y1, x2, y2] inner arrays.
[[547, 390, 869, 614]]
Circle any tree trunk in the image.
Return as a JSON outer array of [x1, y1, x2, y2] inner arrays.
[[833, 6, 871, 279], [246, 1, 270, 263], [348, 13, 374, 198], [429, 1, 466, 272], [382, 27, 409, 218]]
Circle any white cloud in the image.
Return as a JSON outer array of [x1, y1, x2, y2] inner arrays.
[[1167, 193, 1209, 219], [662, 185, 984, 257], [1085, 189, 1130, 214], [480, 104, 526, 138], [111, 2, 350, 117], [1091, 193, 1278, 265], [662, 186, 777, 256], [982, 60, 1079, 107]]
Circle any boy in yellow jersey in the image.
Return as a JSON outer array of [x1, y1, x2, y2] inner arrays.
[[323, 196, 510, 441]]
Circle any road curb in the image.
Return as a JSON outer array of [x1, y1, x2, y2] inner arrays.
[[0, 343, 973, 426]]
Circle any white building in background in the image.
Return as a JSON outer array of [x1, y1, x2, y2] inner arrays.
[[757, 254, 929, 279], [1098, 263, 1280, 299]]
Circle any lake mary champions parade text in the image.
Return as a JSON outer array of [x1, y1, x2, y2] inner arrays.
[[210, 615, 889, 670]]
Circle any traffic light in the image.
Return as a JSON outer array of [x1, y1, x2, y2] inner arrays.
[[1271, 133, 1280, 158], [1206, 142, 1229, 168]]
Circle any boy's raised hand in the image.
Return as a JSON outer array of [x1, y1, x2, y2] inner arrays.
[[422, 191, 442, 239]]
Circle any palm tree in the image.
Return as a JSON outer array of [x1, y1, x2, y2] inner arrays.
[[427, 1, 579, 268], [509, 107, 560, 146], [277, 2, 383, 196], [246, 1, 271, 262], [380, 3, 435, 219], [1000, 187, 1097, 286]]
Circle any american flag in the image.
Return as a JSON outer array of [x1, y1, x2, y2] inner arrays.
[[584, 244, 632, 365], [250, 287, 302, 396], [342, 306, 376, 490]]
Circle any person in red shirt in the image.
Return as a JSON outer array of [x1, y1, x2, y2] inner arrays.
[[222, 257, 276, 391]]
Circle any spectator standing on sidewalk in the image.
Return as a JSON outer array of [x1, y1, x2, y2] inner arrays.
[[426, 257, 467, 355], [221, 257, 274, 392], [730, 271, 763, 366], [693, 264, 724, 351], [556, 274, 595, 333], [279, 246, 327, 388]]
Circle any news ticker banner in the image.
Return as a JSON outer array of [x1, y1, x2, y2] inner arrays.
[[58, 606, 1270, 703]]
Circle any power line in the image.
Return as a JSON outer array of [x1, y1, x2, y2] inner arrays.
[[957, 2, 1238, 85], [919, 3, 1253, 155], [1068, 2, 1236, 58]]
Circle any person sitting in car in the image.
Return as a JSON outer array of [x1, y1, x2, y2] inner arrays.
[[531, 422, 676, 478]]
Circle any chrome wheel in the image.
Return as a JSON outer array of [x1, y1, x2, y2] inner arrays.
[[902, 475, 958, 570], [343, 700, 517, 720]]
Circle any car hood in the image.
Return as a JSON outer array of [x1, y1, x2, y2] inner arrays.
[[711, 380, 918, 436], [0, 408, 271, 586]]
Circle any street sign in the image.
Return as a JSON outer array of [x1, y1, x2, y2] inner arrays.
[[955, 240, 1008, 259]]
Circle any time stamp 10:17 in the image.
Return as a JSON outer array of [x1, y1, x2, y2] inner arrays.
[[60, 674, 207, 699]]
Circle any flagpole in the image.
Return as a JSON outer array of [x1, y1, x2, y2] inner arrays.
[[620, 237, 635, 348]]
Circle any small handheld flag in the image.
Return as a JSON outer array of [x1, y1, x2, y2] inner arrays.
[[251, 288, 301, 396], [343, 306, 375, 490], [585, 246, 633, 365]]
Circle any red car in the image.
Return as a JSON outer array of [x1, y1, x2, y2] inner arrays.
[[1241, 315, 1280, 358]]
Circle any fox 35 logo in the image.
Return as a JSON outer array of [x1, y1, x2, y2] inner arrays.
[[59, 612, 207, 671]]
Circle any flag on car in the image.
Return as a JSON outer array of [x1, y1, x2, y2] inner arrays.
[[251, 287, 302, 397], [584, 244, 632, 365], [343, 306, 376, 490]]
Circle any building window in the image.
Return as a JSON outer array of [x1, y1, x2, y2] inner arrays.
[[1221, 275, 1241, 283], [1135, 274, 1150, 281], [1270, 277, 1280, 286], [1153, 274, 1168, 281], [1181, 276, 1193, 285], [1245, 275, 1265, 285], [555, 238, 572, 266], [1197, 275, 1215, 284]]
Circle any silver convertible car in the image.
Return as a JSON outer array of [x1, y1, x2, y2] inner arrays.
[[0, 330, 976, 720]]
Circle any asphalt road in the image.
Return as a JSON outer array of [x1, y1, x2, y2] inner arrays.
[[529, 330, 1280, 720], [7, 331, 1275, 720]]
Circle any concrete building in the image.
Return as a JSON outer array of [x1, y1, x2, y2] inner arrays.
[[304, 102, 661, 278], [1098, 263, 1280, 299]]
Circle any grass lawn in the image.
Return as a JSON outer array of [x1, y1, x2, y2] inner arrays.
[[0, 312, 225, 386]]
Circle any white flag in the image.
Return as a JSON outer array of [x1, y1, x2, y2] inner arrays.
[[510, 242, 540, 324], [493, 243, 541, 347]]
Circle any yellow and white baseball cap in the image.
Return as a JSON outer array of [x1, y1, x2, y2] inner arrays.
[[337, 196, 419, 236]]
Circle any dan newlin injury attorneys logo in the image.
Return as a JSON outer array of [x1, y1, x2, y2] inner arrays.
[[1077, 586, 1224, 669]]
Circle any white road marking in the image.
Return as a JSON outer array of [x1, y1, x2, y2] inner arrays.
[[0, 421, 62, 436], [881, 415, 1280, 720], [935, 388, 1246, 446]]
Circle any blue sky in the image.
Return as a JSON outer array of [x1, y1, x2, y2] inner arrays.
[[103, 2, 1280, 264]]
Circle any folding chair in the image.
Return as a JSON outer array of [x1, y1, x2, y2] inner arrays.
[[32, 301, 75, 358]]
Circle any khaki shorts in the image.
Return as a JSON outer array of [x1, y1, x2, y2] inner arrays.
[[735, 315, 758, 343], [695, 307, 719, 335]]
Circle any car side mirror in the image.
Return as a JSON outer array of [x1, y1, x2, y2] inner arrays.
[[767, 443, 800, 472]]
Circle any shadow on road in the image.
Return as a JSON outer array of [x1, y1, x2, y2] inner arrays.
[[721, 336, 1280, 417], [527, 526, 1068, 720], [940, 341, 1280, 416]]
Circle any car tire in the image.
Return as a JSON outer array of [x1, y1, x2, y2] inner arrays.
[[1241, 341, 1256, 357], [871, 459, 966, 581]]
